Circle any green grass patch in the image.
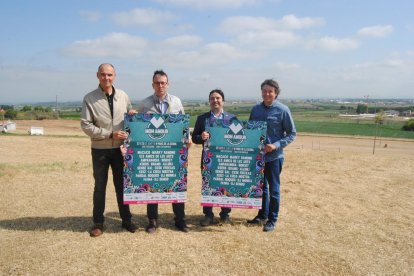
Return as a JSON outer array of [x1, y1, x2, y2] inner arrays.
[[295, 120, 414, 139]]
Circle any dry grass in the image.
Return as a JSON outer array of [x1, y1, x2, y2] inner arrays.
[[1, 120, 413, 275]]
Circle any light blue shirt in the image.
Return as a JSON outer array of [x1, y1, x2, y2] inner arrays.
[[249, 100, 296, 162], [159, 100, 169, 114]]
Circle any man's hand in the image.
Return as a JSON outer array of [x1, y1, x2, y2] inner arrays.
[[201, 131, 210, 141], [128, 109, 137, 115], [265, 144, 277, 153], [113, 130, 129, 140]]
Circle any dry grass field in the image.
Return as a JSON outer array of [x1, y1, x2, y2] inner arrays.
[[1, 120, 413, 275]]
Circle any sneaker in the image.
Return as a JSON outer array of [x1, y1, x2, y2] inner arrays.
[[122, 221, 138, 233], [145, 219, 157, 234], [175, 220, 189, 233], [219, 216, 232, 225], [247, 216, 266, 225], [200, 216, 214, 227], [263, 221, 275, 232], [90, 224, 103, 237]]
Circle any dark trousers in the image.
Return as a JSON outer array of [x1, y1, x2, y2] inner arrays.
[[257, 158, 284, 223], [203, 206, 231, 218], [92, 148, 131, 224], [147, 203, 185, 222]]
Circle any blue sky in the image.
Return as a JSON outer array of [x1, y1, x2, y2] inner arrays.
[[1, 0, 413, 104]]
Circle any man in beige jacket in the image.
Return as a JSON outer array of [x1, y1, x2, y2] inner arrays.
[[81, 63, 137, 237]]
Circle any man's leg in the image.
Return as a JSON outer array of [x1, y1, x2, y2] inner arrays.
[[92, 148, 110, 224], [111, 148, 132, 223], [263, 158, 284, 232]]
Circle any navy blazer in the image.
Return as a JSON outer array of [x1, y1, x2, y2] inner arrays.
[[192, 111, 237, 167]]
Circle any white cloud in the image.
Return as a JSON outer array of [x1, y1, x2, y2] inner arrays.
[[357, 25, 394, 38], [79, 10, 101, 22], [307, 36, 358, 52], [280, 14, 325, 29], [274, 62, 301, 70], [219, 14, 324, 34], [154, 0, 260, 9], [63, 33, 148, 58], [236, 30, 301, 50], [112, 8, 177, 28], [382, 59, 404, 67], [219, 16, 278, 34], [159, 43, 245, 68], [161, 35, 203, 49]]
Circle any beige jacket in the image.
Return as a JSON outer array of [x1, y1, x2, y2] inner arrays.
[[81, 86, 132, 149]]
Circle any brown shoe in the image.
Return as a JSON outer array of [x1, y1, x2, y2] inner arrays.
[[90, 224, 103, 237], [145, 219, 157, 234]]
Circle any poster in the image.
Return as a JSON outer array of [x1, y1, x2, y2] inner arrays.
[[123, 113, 190, 204], [201, 119, 267, 209]]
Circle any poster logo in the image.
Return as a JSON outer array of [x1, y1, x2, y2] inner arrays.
[[224, 123, 246, 145], [145, 117, 168, 139]]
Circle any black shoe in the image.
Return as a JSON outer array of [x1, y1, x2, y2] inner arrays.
[[145, 219, 157, 234], [200, 216, 214, 227], [247, 216, 266, 225], [122, 221, 138, 233], [263, 221, 275, 232], [175, 220, 189, 233], [219, 216, 232, 225]]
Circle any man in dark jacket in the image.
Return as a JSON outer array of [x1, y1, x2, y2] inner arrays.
[[192, 89, 237, 226]]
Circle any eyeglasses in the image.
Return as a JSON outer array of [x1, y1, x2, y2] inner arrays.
[[153, 81, 168, 86]]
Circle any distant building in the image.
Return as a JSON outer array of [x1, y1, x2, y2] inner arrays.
[[384, 110, 399, 117], [0, 121, 16, 133], [29, 127, 44, 135]]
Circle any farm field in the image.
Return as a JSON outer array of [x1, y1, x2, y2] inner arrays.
[[1, 120, 413, 275]]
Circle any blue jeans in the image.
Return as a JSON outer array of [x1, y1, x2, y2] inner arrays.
[[92, 148, 132, 224], [257, 158, 284, 223], [203, 206, 231, 218]]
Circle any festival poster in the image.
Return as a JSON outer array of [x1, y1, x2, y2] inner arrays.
[[123, 113, 190, 204], [201, 119, 267, 209]]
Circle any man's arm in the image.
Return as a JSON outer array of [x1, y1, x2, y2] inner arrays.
[[80, 100, 111, 139], [192, 115, 205, 144]]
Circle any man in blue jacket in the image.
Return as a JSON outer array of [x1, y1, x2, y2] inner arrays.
[[247, 79, 296, 232], [192, 89, 237, 226]]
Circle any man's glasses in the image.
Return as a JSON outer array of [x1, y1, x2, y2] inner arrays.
[[153, 81, 168, 86]]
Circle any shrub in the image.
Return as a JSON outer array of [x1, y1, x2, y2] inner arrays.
[[402, 119, 414, 131]]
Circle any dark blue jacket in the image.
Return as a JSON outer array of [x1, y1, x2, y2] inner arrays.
[[192, 111, 237, 167]]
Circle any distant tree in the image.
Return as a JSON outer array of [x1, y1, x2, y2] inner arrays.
[[4, 109, 17, 119], [21, 105, 32, 112], [356, 104, 368, 114], [34, 106, 44, 112], [1, 105, 14, 111], [44, 107, 53, 112], [402, 119, 414, 131], [374, 110, 385, 125]]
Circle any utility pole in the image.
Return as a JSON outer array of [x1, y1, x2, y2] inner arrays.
[[56, 95, 59, 119]]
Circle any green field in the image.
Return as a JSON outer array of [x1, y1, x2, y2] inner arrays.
[[4, 101, 414, 139]]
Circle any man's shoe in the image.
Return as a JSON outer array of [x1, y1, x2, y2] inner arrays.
[[247, 216, 266, 225], [263, 221, 276, 232], [145, 219, 157, 234], [200, 216, 214, 227], [122, 221, 138, 233], [219, 216, 232, 225], [90, 224, 103, 237], [175, 220, 189, 233]]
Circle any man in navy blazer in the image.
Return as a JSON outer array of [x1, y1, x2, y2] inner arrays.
[[192, 89, 237, 226]]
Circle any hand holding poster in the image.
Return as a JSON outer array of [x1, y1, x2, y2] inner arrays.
[[123, 113, 190, 204], [201, 119, 267, 208]]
